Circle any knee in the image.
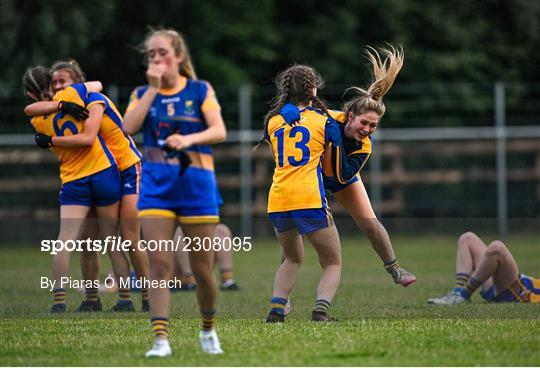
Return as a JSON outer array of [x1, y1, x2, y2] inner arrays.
[[359, 219, 381, 239], [458, 231, 477, 247], [486, 240, 507, 257], [150, 259, 172, 280], [215, 224, 232, 239]]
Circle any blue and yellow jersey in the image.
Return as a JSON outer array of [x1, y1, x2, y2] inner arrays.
[[266, 107, 341, 213], [54, 84, 141, 172], [31, 84, 115, 184], [85, 92, 141, 171], [321, 110, 373, 192], [521, 274, 540, 304], [126, 77, 221, 208]]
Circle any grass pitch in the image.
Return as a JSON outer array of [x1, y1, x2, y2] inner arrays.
[[1, 234, 539, 366]]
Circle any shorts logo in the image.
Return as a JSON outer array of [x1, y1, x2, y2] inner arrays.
[[185, 100, 195, 115]]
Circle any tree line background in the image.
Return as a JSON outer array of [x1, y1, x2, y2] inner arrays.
[[2, 0, 539, 95]]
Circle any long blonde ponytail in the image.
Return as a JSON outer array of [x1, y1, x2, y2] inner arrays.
[[343, 45, 404, 117]]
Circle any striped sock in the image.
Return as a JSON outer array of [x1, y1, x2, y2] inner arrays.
[[85, 287, 98, 302], [141, 288, 148, 302], [220, 269, 234, 284], [461, 276, 483, 299], [313, 299, 331, 315], [201, 309, 216, 331], [119, 288, 131, 302], [270, 297, 287, 316], [454, 273, 470, 291], [384, 259, 400, 273], [53, 288, 66, 305], [151, 317, 169, 340]]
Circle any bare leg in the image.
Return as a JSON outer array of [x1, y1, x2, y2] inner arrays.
[[456, 232, 493, 290], [305, 226, 342, 303], [172, 226, 195, 288], [51, 205, 90, 310], [472, 240, 519, 294], [96, 202, 131, 299], [183, 224, 218, 313], [79, 212, 100, 284], [214, 224, 237, 288], [121, 195, 149, 282], [335, 180, 395, 262], [272, 229, 304, 298]]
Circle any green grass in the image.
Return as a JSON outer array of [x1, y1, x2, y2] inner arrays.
[[1, 234, 539, 366]]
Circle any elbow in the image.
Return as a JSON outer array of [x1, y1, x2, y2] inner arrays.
[[217, 127, 227, 143], [23, 107, 32, 116], [80, 136, 95, 147]]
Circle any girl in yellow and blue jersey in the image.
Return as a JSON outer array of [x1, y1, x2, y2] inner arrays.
[[25, 60, 150, 313], [122, 28, 226, 357], [263, 65, 345, 323], [280, 47, 416, 292], [22, 66, 122, 314]]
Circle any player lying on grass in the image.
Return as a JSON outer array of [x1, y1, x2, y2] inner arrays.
[[428, 231, 539, 304]]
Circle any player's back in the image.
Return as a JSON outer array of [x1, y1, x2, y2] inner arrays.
[[86, 91, 141, 171], [30, 112, 114, 184], [36, 84, 116, 183], [266, 107, 328, 212]]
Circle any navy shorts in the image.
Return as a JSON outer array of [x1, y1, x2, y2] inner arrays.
[[120, 162, 141, 196], [269, 208, 333, 235], [60, 165, 121, 207]]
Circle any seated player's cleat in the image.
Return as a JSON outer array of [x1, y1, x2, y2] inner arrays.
[[145, 338, 172, 358], [142, 299, 150, 312], [311, 311, 338, 322], [199, 329, 224, 354], [50, 303, 66, 313], [112, 300, 135, 312], [390, 267, 417, 287], [76, 299, 103, 312], [427, 290, 469, 305], [266, 310, 285, 323], [220, 280, 239, 291], [283, 300, 292, 317]]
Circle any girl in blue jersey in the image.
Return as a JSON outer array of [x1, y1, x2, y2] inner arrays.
[[123, 28, 226, 357], [263, 65, 345, 324]]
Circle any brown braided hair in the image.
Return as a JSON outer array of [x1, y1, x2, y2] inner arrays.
[[343, 45, 404, 118], [264, 64, 329, 126], [22, 66, 51, 101]]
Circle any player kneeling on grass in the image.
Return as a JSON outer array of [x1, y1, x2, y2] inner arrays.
[[428, 232, 539, 305]]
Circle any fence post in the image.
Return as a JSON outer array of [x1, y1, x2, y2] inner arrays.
[[495, 82, 508, 239], [369, 132, 383, 215], [239, 85, 253, 237]]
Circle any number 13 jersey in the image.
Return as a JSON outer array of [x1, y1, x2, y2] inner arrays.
[[265, 107, 340, 213]]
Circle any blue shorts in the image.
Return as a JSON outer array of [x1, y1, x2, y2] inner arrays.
[[482, 275, 532, 303], [120, 162, 141, 196], [269, 208, 334, 235], [138, 205, 220, 224], [60, 166, 121, 207], [324, 174, 359, 193]]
